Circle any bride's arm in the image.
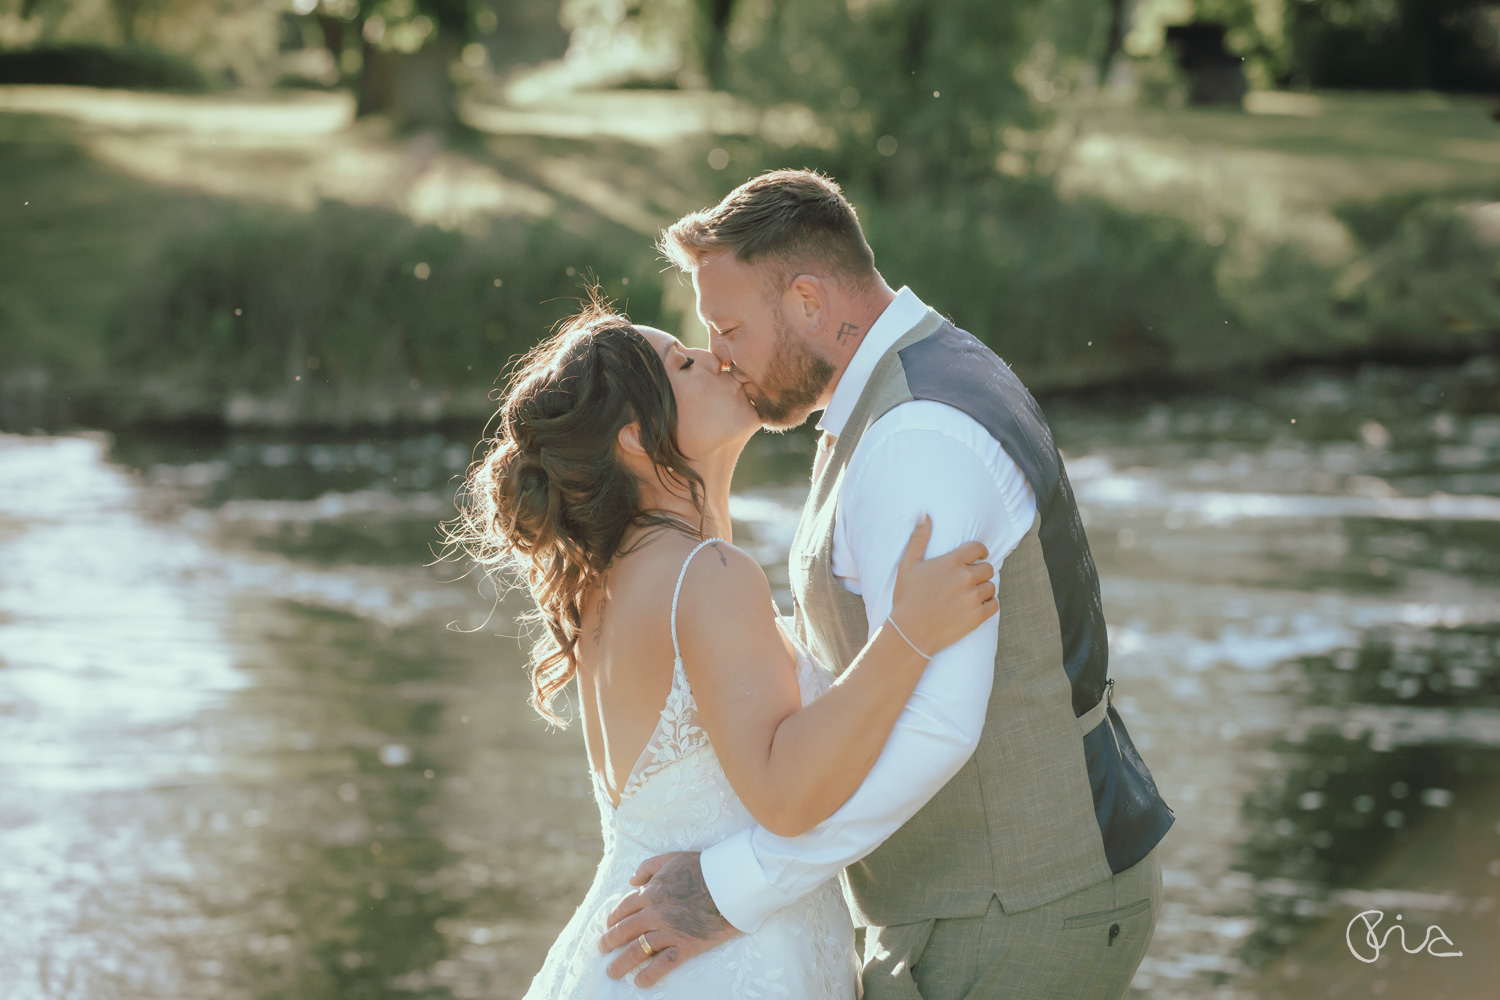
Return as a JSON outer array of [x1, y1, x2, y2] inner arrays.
[[677, 520, 994, 838]]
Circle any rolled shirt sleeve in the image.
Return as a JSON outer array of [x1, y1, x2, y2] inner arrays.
[[701, 401, 1038, 932]]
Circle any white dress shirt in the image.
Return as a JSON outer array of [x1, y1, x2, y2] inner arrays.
[[699, 288, 1039, 933]]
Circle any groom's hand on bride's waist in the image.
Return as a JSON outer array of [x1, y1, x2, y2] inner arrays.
[[598, 851, 739, 985]]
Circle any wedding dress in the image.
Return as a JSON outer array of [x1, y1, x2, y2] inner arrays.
[[523, 538, 858, 999]]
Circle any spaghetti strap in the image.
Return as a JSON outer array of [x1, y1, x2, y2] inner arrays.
[[671, 537, 725, 663]]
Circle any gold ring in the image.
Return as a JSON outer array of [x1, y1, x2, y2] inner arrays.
[[720, 362, 732, 374], [638, 933, 655, 957]]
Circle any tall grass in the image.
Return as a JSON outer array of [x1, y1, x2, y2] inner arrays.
[[859, 180, 1242, 387], [104, 201, 667, 425], [861, 177, 1500, 385], [92, 182, 1500, 425]]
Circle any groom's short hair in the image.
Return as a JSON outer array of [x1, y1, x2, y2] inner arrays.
[[659, 169, 876, 290]]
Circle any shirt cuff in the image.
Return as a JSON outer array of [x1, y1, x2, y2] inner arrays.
[[699, 829, 791, 934]]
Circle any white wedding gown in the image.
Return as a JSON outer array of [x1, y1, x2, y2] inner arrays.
[[523, 539, 858, 999]]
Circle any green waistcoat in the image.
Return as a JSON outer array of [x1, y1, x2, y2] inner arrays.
[[790, 311, 1117, 927]]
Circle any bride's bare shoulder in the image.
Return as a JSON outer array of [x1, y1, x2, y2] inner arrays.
[[680, 538, 765, 587], [592, 536, 759, 650], [601, 532, 751, 606], [687, 537, 757, 570], [614, 532, 759, 582], [674, 540, 774, 633]]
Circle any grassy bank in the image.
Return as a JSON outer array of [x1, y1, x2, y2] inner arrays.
[[0, 86, 689, 429], [1043, 91, 1500, 381], [103, 202, 666, 427], [3, 85, 1498, 431]]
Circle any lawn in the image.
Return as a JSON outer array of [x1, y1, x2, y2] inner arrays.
[[1059, 90, 1500, 268]]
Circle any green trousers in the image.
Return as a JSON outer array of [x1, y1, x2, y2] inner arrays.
[[861, 846, 1162, 1000]]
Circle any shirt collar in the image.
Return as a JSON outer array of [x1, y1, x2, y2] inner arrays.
[[817, 286, 930, 437]]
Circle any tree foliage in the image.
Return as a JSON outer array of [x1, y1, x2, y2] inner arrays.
[[1126, 0, 1500, 91], [719, 0, 1109, 189], [1284, 0, 1500, 91], [299, 0, 485, 127]]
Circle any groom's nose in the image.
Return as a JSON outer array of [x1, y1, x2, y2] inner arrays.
[[709, 339, 738, 377]]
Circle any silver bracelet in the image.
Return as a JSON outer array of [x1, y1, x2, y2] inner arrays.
[[885, 615, 931, 660]]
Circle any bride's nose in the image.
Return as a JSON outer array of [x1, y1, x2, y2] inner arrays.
[[687, 346, 725, 372]]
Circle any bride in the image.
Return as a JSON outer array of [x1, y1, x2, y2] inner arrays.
[[452, 302, 997, 997]]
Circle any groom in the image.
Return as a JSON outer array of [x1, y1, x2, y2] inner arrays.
[[598, 169, 1175, 997]]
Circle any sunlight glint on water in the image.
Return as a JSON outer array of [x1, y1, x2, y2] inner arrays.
[[1, 363, 1499, 999]]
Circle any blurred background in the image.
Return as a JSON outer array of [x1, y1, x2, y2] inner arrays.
[[2, 1, 1499, 997]]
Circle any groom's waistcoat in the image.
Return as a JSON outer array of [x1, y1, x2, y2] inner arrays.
[[790, 311, 1175, 927]]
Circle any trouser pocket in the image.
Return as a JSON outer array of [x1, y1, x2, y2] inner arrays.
[[1062, 896, 1152, 930], [1059, 893, 1158, 999]]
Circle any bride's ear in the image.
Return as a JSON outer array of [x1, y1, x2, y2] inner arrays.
[[616, 421, 646, 459]]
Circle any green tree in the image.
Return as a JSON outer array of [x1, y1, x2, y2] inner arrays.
[[719, 0, 1108, 191], [306, 0, 479, 130], [1285, 0, 1500, 91], [693, 0, 737, 87], [1117, 0, 1289, 87], [694, 0, 1247, 385]]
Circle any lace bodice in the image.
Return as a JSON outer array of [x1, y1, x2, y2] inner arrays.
[[524, 538, 856, 999], [594, 540, 834, 853]]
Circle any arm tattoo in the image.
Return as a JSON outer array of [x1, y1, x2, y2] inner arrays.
[[653, 858, 729, 940], [706, 542, 727, 567], [836, 321, 860, 343]]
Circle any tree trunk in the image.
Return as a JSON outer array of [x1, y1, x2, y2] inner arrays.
[[111, 0, 146, 43], [356, 35, 460, 133], [316, 13, 346, 68], [1099, 0, 1129, 82], [695, 0, 736, 89]]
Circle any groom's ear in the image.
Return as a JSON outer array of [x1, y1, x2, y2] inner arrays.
[[787, 274, 827, 334]]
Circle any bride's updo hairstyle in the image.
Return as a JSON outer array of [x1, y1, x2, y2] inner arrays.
[[452, 301, 707, 725]]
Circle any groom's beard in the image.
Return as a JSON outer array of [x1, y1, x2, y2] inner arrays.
[[747, 307, 834, 432]]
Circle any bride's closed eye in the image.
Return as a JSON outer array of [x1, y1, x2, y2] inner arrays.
[[681, 356, 695, 370]]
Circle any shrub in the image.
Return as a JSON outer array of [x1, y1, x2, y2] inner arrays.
[[1286, 0, 1500, 92], [0, 44, 209, 92], [857, 179, 1241, 384], [688, 146, 1500, 388], [107, 201, 666, 421]]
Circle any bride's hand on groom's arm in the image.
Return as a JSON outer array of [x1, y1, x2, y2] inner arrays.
[[890, 514, 997, 658], [597, 851, 737, 985]]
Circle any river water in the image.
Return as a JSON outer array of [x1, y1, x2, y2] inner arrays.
[[2, 360, 1498, 1000]]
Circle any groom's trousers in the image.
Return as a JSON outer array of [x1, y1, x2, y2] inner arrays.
[[860, 845, 1162, 1000]]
